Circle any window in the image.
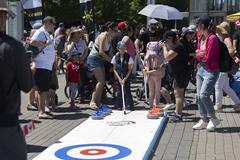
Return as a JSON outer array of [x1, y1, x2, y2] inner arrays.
[[191, 0, 207, 11], [208, 0, 224, 11], [227, 0, 240, 12]]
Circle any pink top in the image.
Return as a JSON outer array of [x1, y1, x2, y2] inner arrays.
[[144, 55, 165, 78], [123, 36, 136, 59], [196, 32, 220, 72]]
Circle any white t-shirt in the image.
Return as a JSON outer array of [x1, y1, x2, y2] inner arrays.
[[111, 53, 134, 65], [31, 27, 56, 70], [75, 39, 87, 55]]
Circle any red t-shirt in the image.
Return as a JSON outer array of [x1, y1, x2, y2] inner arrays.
[[66, 61, 80, 83]]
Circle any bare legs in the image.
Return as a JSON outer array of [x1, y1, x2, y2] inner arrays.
[[90, 67, 105, 107]]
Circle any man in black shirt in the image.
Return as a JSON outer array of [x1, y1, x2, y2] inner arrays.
[[0, 1, 34, 159], [136, 21, 161, 54]]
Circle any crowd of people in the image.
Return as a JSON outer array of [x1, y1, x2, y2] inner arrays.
[[2, 0, 240, 157], [22, 15, 240, 126]]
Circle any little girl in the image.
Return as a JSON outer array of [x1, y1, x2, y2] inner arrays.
[[66, 49, 80, 108], [143, 42, 165, 118]]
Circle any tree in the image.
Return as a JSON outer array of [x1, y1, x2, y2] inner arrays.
[[19, 0, 189, 28]]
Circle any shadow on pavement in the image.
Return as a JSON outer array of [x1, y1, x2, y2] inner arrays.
[[53, 113, 89, 120], [52, 107, 82, 113], [182, 117, 200, 123], [19, 119, 41, 124], [216, 127, 240, 133], [184, 104, 198, 110], [27, 144, 47, 153]]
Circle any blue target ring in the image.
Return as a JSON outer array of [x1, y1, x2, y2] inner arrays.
[[55, 144, 131, 160]]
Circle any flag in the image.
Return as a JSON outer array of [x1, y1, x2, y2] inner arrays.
[[20, 0, 43, 28], [79, 0, 92, 16]]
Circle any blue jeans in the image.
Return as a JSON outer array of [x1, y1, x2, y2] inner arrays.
[[87, 55, 104, 71], [196, 65, 219, 119]]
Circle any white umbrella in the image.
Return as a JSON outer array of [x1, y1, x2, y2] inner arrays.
[[139, 4, 183, 20]]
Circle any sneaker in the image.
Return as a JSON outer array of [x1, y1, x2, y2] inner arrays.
[[100, 105, 112, 113], [171, 112, 183, 122], [27, 104, 37, 111], [206, 118, 220, 132], [193, 119, 208, 130], [91, 111, 105, 120], [45, 106, 51, 113], [163, 103, 175, 111], [233, 104, 240, 112], [98, 108, 111, 116], [147, 106, 163, 119], [214, 105, 222, 112]]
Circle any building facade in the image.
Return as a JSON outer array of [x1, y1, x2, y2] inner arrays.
[[190, 0, 240, 24], [5, 1, 24, 41]]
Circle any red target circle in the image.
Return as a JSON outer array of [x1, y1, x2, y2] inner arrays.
[[80, 149, 107, 156]]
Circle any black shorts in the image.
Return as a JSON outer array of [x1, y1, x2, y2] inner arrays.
[[34, 68, 52, 92], [173, 74, 189, 89]]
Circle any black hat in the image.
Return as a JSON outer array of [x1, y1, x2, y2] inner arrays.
[[163, 30, 177, 41]]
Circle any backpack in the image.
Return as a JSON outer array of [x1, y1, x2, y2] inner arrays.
[[25, 32, 48, 59], [218, 39, 239, 74]]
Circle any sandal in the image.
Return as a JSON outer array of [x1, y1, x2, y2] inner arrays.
[[38, 113, 53, 119], [27, 104, 38, 111], [89, 103, 98, 110]]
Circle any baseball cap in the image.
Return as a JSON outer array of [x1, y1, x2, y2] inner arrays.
[[69, 49, 79, 56], [118, 21, 126, 29], [117, 41, 126, 49], [59, 22, 64, 28], [182, 27, 195, 36], [196, 15, 212, 26], [146, 42, 161, 55]]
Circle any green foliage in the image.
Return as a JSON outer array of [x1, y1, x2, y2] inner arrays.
[[156, 0, 189, 11], [44, 0, 81, 23], [21, 0, 189, 27]]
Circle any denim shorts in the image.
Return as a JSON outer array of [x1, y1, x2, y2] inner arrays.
[[87, 55, 104, 71]]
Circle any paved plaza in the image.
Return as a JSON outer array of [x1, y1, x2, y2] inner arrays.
[[19, 74, 240, 160]]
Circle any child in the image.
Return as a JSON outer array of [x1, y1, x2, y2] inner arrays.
[[144, 42, 165, 118], [66, 49, 80, 108], [111, 41, 134, 111]]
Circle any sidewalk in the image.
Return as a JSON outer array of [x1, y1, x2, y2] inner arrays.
[[20, 74, 240, 160], [152, 86, 240, 160]]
